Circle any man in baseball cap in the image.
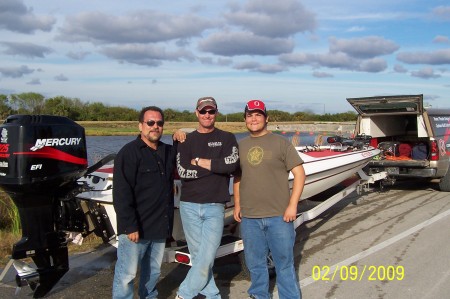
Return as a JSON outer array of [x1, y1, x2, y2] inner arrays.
[[234, 98, 304, 299], [175, 96, 239, 299]]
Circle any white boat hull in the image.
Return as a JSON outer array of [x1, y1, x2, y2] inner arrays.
[[297, 147, 380, 199], [76, 145, 380, 246]]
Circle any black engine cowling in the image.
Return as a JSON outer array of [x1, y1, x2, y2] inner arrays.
[[0, 114, 87, 193], [0, 115, 88, 297]]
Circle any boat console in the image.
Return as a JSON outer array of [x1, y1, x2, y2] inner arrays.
[[299, 134, 373, 153]]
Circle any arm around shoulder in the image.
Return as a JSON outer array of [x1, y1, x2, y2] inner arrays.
[[211, 133, 239, 174]]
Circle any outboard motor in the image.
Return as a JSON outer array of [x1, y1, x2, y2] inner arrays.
[[0, 115, 88, 297]]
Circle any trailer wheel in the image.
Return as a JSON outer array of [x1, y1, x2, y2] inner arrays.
[[438, 165, 450, 192], [238, 250, 276, 280]]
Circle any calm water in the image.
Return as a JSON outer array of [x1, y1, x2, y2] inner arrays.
[[86, 131, 321, 165]]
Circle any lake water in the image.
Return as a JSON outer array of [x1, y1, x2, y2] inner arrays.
[[86, 131, 322, 165]]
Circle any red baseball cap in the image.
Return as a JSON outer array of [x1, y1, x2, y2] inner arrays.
[[245, 99, 267, 115]]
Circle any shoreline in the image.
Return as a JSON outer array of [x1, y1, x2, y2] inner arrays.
[[78, 121, 356, 136]]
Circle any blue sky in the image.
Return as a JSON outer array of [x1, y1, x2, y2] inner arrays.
[[0, 0, 449, 114]]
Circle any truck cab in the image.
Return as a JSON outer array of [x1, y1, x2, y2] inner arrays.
[[347, 94, 450, 191]]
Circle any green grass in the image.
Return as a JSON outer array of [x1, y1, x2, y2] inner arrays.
[[0, 192, 20, 235], [0, 192, 105, 268], [0, 192, 21, 267]]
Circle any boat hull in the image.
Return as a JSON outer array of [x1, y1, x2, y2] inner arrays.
[[297, 147, 380, 199], [76, 146, 380, 244]]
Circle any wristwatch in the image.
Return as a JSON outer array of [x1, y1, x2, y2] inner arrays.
[[195, 157, 200, 166]]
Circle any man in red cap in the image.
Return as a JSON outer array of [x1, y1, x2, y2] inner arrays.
[[175, 97, 239, 299], [233, 99, 305, 299]]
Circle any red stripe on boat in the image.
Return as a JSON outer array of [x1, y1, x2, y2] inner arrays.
[[302, 151, 347, 158]]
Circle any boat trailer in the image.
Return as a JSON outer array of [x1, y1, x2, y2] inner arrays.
[[166, 169, 388, 266]]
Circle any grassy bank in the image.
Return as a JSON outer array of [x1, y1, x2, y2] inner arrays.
[[78, 121, 248, 136], [77, 120, 353, 136], [0, 193, 19, 234], [0, 192, 104, 269], [0, 192, 20, 267]]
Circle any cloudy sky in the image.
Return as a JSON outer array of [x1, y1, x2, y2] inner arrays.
[[0, 0, 449, 114]]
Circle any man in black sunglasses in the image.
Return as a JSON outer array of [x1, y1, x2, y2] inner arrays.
[[175, 97, 239, 299], [113, 106, 177, 299]]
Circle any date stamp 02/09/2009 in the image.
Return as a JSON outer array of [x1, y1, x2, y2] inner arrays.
[[311, 265, 405, 281]]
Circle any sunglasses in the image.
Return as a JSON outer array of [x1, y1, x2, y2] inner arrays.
[[145, 120, 164, 127], [198, 109, 217, 115]]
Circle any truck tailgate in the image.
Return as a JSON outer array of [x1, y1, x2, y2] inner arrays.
[[369, 160, 430, 168]]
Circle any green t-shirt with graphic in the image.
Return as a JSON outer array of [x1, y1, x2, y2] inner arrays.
[[238, 132, 303, 218]]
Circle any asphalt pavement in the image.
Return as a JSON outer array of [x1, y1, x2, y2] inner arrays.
[[1, 178, 450, 299]]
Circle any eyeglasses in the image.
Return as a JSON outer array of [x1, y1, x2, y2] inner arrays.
[[198, 109, 217, 115], [145, 120, 164, 127]]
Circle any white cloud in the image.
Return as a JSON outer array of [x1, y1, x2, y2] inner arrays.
[[393, 64, 408, 73], [224, 0, 316, 37], [279, 36, 392, 73], [329, 36, 399, 59], [101, 44, 195, 67], [0, 41, 53, 58], [67, 51, 90, 60], [234, 61, 261, 70], [257, 64, 286, 73], [410, 67, 441, 79], [57, 10, 213, 44], [312, 71, 333, 78], [359, 57, 387, 73], [27, 78, 41, 85], [199, 31, 295, 56], [432, 6, 450, 21], [280, 51, 355, 69], [432, 35, 449, 44], [0, 65, 34, 78], [233, 61, 286, 73], [397, 49, 450, 65], [0, 0, 55, 33], [55, 74, 68, 81]]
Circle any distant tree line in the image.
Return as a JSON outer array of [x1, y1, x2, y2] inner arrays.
[[0, 92, 358, 122]]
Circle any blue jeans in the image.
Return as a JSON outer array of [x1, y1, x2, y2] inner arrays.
[[112, 234, 165, 299], [177, 201, 225, 299], [241, 216, 301, 299]]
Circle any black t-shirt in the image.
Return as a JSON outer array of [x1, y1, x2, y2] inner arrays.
[[176, 128, 239, 203]]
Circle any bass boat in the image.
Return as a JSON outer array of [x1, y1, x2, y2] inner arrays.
[[0, 115, 380, 298]]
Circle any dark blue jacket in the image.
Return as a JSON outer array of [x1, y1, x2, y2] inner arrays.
[[113, 136, 176, 240]]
